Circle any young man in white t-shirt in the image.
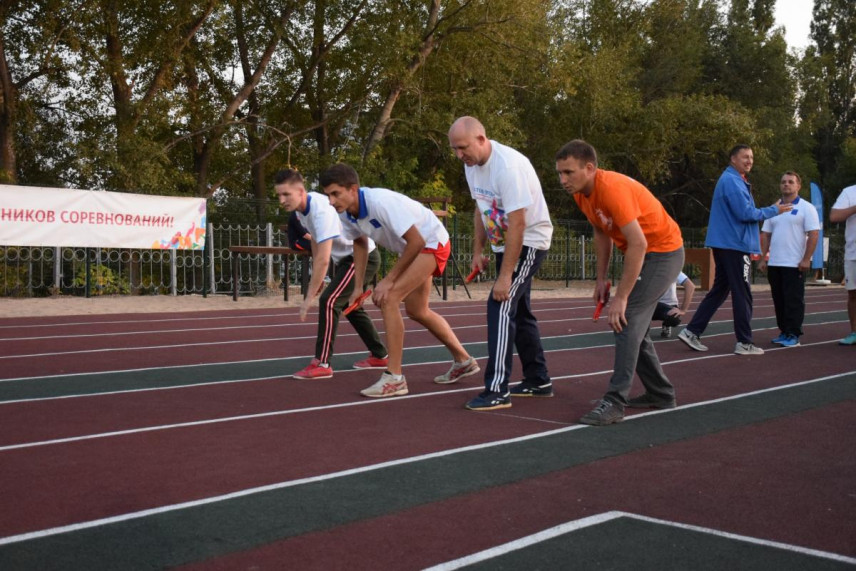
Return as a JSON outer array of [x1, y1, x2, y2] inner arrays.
[[274, 169, 388, 379], [830, 182, 856, 345], [653, 271, 696, 338], [320, 163, 479, 397], [759, 171, 820, 347], [448, 116, 554, 411]]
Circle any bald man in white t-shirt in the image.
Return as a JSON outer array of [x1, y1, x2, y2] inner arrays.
[[449, 116, 554, 411]]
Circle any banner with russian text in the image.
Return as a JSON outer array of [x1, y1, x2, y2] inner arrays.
[[0, 185, 206, 249]]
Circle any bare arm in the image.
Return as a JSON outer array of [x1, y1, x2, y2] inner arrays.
[[800, 230, 819, 271], [493, 209, 525, 302], [299, 239, 332, 321], [472, 207, 488, 271], [678, 278, 696, 314], [348, 236, 370, 306], [759, 231, 771, 272], [830, 204, 856, 223], [592, 226, 613, 304]]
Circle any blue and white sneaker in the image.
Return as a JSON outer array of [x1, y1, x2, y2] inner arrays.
[[778, 334, 800, 347], [771, 333, 787, 345], [465, 391, 511, 411]]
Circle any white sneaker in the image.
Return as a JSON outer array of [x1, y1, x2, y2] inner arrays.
[[433, 357, 480, 384], [678, 328, 708, 352], [360, 372, 408, 398], [734, 342, 764, 355]]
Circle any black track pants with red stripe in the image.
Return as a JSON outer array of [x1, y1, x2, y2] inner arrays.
[[314, 248, 386, 364]]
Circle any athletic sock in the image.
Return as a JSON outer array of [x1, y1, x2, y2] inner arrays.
[[384, 370, 403, 381]]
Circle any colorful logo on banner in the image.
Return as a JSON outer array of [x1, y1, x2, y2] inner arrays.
[[151, 201, 207, 249]]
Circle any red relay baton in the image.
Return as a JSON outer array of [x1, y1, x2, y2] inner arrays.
[[465, 267, 481, 284], [343, 289, 372, 316], [593, 282, 611, 322]]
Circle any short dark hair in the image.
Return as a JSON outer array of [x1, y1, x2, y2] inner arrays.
[[320, 163, 360, 188], [273, 168, 303, 185], [783, 170, 802, 185], [729, 144, 752, 158], [555, 139, 598, 167]]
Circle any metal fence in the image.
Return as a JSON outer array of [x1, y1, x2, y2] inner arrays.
[[0, 218, 847, 298]]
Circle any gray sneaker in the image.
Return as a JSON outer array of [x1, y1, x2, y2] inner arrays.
[[734, 342, 764, 355], [678, 328, 708, 352], [579, 400, 624, 426]]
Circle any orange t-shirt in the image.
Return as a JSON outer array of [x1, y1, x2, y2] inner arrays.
[[573, 170, 683, 253]]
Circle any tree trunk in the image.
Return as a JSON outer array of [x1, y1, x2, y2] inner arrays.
[[0, 26, 18, 183]]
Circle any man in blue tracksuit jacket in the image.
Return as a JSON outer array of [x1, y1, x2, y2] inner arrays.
[[678, 145, 792, 355]]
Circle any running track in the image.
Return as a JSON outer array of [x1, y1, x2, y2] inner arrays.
[[0, 288, 853, 569]]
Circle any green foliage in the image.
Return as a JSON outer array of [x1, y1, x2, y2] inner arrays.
[[72, 264, 131, 295], [1, 0, 851, 230]]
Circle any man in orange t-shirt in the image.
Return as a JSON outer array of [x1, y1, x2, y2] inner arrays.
[[556, 139, 685, 425]]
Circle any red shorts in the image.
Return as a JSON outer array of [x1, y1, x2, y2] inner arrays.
[[422, 241, 451, 277]]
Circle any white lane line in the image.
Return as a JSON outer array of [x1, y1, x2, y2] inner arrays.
[[0, 321, 847, 406], [0, 294, 843, 340], [0, 314, 590, 344], [0, 371, 851, 548], [0, 298, 590, 331], [0, 352, 851, 452], [424, 511, 856, 570]]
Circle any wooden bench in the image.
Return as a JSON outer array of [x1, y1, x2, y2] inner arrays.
[[684, 247, 714, 290], [229, 246, 309, 302]]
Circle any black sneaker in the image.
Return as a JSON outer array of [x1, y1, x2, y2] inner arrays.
[[626, 393, 676, 409], [465, 391, 511, 411], [579, 400, 624, 425], [509, 381, 554, 397]]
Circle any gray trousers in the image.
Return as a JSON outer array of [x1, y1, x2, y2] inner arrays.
[[605, 248, 685, 409]]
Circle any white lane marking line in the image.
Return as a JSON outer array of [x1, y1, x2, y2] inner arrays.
[[424, 512, 626, 570], [424, 511, 856, 570], [1, 371, 852, 547], [0, 323, 847, 407], [1, 365, 852, 455], [0, 298, 587, 331]]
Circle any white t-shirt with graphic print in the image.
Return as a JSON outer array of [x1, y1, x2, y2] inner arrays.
[[464, 140, 553, 253]]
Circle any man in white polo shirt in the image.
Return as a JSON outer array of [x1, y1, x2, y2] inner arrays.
[[830, 182, 856, 345], [448, 116, 554, 411], [321, 163, 479, 397], [759, 171, 820, 347], [274, 169, 388, 379]]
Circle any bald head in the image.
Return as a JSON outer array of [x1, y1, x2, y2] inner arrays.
[[448, 116, 491, 166]]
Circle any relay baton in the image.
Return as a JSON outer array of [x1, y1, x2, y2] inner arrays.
[[592, 282, 611, 322], [465, 267, 481, 284], [343, 289, 372, 316]]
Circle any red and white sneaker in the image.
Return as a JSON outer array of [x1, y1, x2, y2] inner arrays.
[[433, 357, 480, 384], [360, 372, 408, 398], [293, 358, 333, 379], [352, 355, 389, 369]]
